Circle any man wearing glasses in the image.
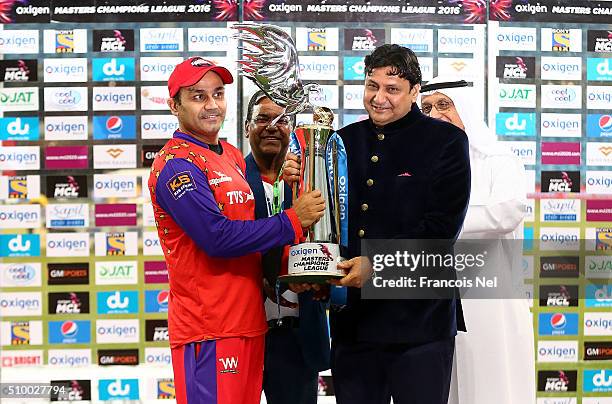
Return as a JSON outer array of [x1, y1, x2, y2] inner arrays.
[[148, 57, 325, 404], [243, 90, 330, 404], [285, 45, 471, 404]]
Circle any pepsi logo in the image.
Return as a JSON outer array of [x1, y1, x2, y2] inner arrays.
[[550, 313, 566, 329], [106, 116, 123, 133], [600, 115, 612, 133], [61, 321, 78, 337], [157, 290, 169, 307]]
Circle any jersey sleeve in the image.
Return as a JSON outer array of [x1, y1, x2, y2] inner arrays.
[[155, 158, 302, 258]]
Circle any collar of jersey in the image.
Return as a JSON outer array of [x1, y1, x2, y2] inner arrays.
[[173, 130, 213, 150]]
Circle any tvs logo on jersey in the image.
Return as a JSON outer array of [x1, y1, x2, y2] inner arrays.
[[106, 233, 125, 256], [145, 290, 169, 313], [157, 379, 175, 399], [93, 30, 135, 52], [167, 171, 197, 200], [537, 370, 577, 392], [541, 171, 580, 193], [0, 60, 37, 82], [48, 292, 90, 314], [539, 313, 579, 336], [539, 285, 578, 307], [50, 380, 91, 401], [496, 56, 535, 79], [48, 320, 91, 344], [344, 29, 384, 51]]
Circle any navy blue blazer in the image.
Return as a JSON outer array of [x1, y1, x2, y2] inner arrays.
[[245, 153, 331, 372], [331, 104, 470, 345]]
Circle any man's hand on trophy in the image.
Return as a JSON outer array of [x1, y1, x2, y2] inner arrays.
[[287, 283, 329, 300], [282, 152, 301, 186], [293, 190, 325, 228], [329, 256, 374, 288]]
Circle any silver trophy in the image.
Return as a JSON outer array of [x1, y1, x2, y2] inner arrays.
[[233, 23, 347, 282]]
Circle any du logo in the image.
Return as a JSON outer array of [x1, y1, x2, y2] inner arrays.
[[157, 379, 175, 399], [506, 114, 526, 131], [597, 59, 612, 75], [7, 118, 29, 136], [108, 380, 129, 396], [99, 379, 139, 400], [56, 31, 74, 53], [308, 29, 327, 51], [11, 321, 29, 345], [106, 233, 125, 255], [103, 59, 125, 76], [8, 177, 28, 199], [9, 235, 30, 252], [588, 58, 612, 81], [107, 291, 129, 309]]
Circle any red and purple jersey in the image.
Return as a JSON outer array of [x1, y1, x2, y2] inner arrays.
[[148, 131, 302, 348]]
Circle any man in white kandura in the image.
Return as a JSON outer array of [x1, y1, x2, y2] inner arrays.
[[420, 76, 536, 404]]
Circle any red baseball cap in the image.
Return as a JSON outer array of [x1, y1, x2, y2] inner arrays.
[[168, 57, 234, 97]]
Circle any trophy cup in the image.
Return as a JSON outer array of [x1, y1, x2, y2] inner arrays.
[[233, 23, 348, 283]]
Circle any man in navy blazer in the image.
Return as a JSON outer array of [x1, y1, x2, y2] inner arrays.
[[284, 45, 470, 404], [244, 91, 330, 404]]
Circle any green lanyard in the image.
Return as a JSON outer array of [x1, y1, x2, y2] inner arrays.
[[271, 170, 283, 215]]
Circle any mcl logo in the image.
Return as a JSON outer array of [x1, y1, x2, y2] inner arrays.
[[585, 284, 612, 308], [93, 116, 136, 140], [48, 320, 91, 344], [539, 312, 579, 335], [0, 234, 40, 257], [99, 379, 139, 401], [145, 290, 169, 313], [97, 291, 139, 314], [495, 113, 535, 136], [92, 58, 135, 81], [583, 370, 612, 393], [343, 57, 365, 81], [587, 114, 612, 138], [588, 58, 612, 81], [0, 117, 39, 141]]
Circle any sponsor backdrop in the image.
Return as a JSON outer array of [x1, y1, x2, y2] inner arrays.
[[0, 0, 610, 403]]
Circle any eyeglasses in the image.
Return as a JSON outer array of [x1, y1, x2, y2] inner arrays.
[[252, 115, 291, 127], [420, 99, 454, 115]]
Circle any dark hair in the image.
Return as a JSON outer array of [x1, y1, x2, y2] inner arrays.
[[245, 90, 269, 122], [245, 90, 295, 127], [364, 44, 422, 86], [172, 90, 181, 106]]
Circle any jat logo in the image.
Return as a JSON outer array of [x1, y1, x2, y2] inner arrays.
[[55, 31, 74, 53], [106, 233, 126, 256], [308, 29, 327, 51], [11, 321, 29, 345]]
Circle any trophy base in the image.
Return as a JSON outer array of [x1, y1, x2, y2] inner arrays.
[[278, 272, 344, 284], [283, 242, 345, 284]]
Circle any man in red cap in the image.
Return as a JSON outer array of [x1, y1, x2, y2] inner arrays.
[[148, 57, 325, 404]]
